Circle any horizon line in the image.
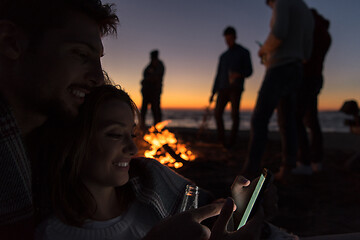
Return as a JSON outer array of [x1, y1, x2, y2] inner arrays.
[[160, 107, 341, 112]]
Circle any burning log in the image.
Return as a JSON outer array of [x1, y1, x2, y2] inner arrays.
[[143, 121, 196, 168], [162, 144, 187, 164]]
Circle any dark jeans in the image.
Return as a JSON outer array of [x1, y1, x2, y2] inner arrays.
[[296, 76, 323, 165], [214, 87, 243, 143], [141, 89, 162, 127], [243, 62, 302, 176]]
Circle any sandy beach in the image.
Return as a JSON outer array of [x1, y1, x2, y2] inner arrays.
[[137, 128, 360, 237]]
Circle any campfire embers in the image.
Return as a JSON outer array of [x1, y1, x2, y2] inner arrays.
[[143, 121, 196, 168]]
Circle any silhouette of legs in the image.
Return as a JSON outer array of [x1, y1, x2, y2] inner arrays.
[[243, 62, 302, 177], [141, 94, 150, 127], [151, 93, 162, 125], [277, 94, 298, 167], [141, 88, 162, 127], [215, 88, 242, 145], [230, 89, 242, 143], [245, 77, 282, 177], [215, 90, 228, 143], [297, 90, 323, 165]]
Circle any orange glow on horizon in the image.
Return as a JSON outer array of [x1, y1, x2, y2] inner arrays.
[[133, 96, 343, 112], [121, 77, 356, 113]]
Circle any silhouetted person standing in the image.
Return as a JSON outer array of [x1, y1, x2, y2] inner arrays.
[[294, 9, 331, 175], [242, 0, 314, 179], [210, 26, 253, 147], [340, 100, 360, 132], [141, 50, 165, 127]]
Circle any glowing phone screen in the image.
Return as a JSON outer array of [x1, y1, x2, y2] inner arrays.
[[237, 172, 266, 230]]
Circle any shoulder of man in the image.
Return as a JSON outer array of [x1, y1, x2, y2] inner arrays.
[[234, 44, 251, 55], [220, 49, 229, 58]]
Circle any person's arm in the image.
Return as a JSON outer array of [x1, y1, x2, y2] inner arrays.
[[231, 175, 278, 226], [231, 50, 253, 80], [303, 30, 313, 62], [259, 0, 288, 58], [258, 33, 282, 58], [142, 200, 225, 240], [242, 50, 253, 78], [143, 65, 149, 80], [209, 198, 264, 240], [159, 61, 165, 79], [143, 198, 264, 240], [211, 55, 223, 98], [355, 114, 360, 126]]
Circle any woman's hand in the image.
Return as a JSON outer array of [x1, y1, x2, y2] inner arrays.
[[231, 175, 278, 221], [231, 175, 255, 217], [209, 198, 264, 240], [143, 200, 226, 240]]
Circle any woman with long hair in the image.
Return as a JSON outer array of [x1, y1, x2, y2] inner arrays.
[[36, 84, 265, 240]]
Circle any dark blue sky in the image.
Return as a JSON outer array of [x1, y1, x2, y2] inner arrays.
[[102, 0, 360, 110]]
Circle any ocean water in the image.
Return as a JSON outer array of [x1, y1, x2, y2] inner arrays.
[[142, 109, 351, 133]]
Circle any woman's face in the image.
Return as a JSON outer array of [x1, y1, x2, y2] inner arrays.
[[80, 99, 138, 190]]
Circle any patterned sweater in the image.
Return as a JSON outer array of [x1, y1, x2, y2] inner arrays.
[[0, 96, 33, 224]]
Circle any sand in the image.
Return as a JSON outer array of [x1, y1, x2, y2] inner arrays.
[[137, 128, 360, 237]]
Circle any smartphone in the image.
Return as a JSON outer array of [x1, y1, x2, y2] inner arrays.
[[255, 40, 263, 47], [237, 168, 271, 229]]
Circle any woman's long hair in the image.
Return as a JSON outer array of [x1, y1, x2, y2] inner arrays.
[[50, 84, 139, 226]]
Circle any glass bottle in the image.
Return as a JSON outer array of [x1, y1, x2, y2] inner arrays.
[[179, 184, 199, 212]]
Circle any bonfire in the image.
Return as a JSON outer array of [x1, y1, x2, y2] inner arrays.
[[143, 121, 196, 168]]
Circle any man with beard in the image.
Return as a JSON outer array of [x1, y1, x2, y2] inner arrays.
[[0, 0, 118, 237]]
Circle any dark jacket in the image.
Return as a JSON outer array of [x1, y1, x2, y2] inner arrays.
[[212, 44, 252, 94]]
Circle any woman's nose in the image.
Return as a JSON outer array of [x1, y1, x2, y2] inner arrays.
[[123, 137, 138, 156]]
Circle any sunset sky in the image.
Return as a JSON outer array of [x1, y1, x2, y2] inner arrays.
[[101, 0, 360, 111]]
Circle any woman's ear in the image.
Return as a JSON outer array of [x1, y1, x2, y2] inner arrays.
[[0, 20, 27, 60]]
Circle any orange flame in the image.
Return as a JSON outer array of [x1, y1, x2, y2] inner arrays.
[[143, 121, 196, 168]]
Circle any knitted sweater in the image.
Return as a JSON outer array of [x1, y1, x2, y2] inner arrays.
[[36, 158, 210, 240]]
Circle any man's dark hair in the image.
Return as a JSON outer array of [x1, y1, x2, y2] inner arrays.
[[266, 0, 275, 5], [223, 26, 236, 38], [0, 0, 119, 39], [150, 50, 159, 59]]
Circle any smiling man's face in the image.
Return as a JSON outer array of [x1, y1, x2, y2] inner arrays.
[[20, 10, 105, 118]]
